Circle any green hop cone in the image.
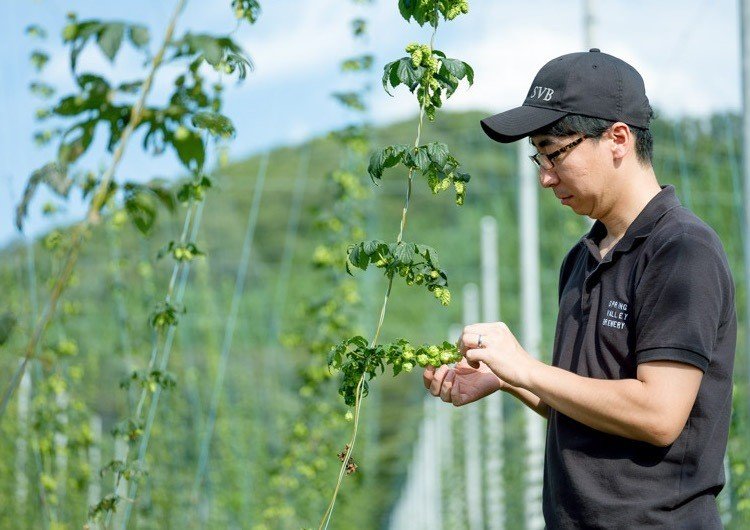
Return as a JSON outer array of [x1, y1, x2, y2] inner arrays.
[[433, 286, 451, 306], [416, 354, 430, 367], [446, 0, 470, 20], [402, 362, 414, 373], [410, 49, 423, 67]]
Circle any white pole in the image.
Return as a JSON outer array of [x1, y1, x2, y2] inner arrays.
[[719, 453, 732, 526], [112, 438, 129, 529], [462, 284, 484, 530], [431, 398, 443, 530], [582, 0, 597, 227], [447, 324, 465, 530], [88, 415, 102, 530], [481, 216, 505, 530], [583, 0, 597, 49], [15, 367, 30, 512], [519, 141, 545, 530], [54, 390, 69, 505]]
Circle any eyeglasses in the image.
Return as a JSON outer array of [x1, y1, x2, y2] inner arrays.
[[529, 136, 587, 170]]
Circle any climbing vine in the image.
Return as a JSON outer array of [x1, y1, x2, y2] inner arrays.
[[320, 1, 473, 527], [0, 0, 259, 526]]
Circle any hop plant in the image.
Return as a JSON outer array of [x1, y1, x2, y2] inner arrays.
[[328, 336, 462, 406], [398, 0, 469, 27], [445, 0, 469, 20]]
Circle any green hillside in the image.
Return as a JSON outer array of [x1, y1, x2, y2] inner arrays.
[[0, 110, 748, 529]]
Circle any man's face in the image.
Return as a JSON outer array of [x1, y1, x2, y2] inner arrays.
[[529, 133, 609, 218]]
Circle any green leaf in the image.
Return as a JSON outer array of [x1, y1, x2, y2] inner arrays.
[[25, 24, 47, 40], [351, 18, 367, 37], [59, 119, 96, 164], [348, 245, 369, 271], [368, 149, 386, 180], [16, 162, 72, 231], [30, 50, 49, 72], [393, 242, 415, 264], [417, 244, 439, 268], [382, 60, 398, 95], [117, 81, 143, 94], [97, 23, 125, 62], [464, 62, 474, 84], [396, 58, 421, 89], [332, 92, 367, 112], [192, 34, 223, 66], [171, 128, 205, 170], [367, 144, 408, 181], [363, 239, 382, 255], [232, 0, 262, 24], [440, 57, 466, 80], [426, 142, 449, 168], [348, 336, 369, 349], [341, 54, 373, 72], [124, 191, 157, 235], [191, 112, 236, 138], [128, 24, 150, 48], [411, 147, 430, 171], [29, 82, 55, 99]]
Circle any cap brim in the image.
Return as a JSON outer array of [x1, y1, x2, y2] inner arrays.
[[480, 105, 568, 143]]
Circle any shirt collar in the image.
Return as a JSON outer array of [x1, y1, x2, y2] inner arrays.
[[581, 185, 682, 263]]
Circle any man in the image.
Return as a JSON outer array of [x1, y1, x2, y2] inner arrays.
[[423, 49, 736, 529]]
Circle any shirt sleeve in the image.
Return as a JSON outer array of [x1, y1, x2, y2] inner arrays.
[[634, 232, 732, 372]]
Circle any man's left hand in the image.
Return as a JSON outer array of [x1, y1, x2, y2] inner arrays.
[[460, 322, 537, 389]]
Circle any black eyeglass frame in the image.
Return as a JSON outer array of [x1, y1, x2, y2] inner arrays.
[[529, 136, 587, 169]]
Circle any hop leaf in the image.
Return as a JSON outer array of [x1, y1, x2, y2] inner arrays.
[[191, 112, 236, 138]]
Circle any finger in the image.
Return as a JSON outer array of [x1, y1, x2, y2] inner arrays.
[[452, 378, 461, 406], [463, 323, 484, 333], [423, 365, 436, 389], [440, 370, 455, 402], [429, 364, 449, 397], [461, 332, 491, 351], [463, 322, 495, 334], [464, 347, 486, 369]]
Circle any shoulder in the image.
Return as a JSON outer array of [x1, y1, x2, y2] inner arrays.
[[646, 206, 729, 268], [636, 206, 735, 313]]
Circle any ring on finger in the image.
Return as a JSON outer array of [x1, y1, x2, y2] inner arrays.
[[477, 333, 483, 347]]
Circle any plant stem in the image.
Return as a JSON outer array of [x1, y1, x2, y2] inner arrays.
[[318, 375, 365, 530], [319, 21, 439, 529], [0, 0, 188, 423]]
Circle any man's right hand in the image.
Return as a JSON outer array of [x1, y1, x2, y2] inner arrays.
[[423, 358, 505, 406]]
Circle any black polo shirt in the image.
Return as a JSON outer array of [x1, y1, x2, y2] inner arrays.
[[543, 185, 737, 529]]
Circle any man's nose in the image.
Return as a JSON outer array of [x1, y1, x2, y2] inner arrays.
[[538, 167, 559, 188]]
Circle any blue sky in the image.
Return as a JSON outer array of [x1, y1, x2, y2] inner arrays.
[[0, 0, 741, 246]]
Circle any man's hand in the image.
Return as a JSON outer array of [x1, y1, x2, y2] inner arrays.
[[423, 358, 504, 406], [460, 321, 538, 388]]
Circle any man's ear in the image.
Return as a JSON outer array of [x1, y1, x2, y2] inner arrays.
[[609, 122, 632, 161]]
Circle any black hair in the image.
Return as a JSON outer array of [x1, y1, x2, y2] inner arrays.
[[533, 111, 654, 166]]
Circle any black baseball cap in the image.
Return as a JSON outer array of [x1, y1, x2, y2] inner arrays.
[[480, 49, 652, 143]]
